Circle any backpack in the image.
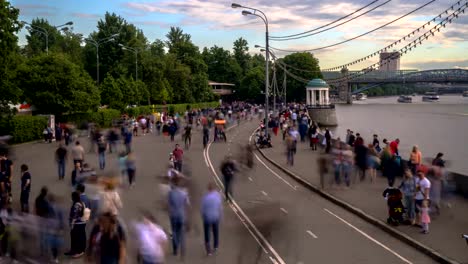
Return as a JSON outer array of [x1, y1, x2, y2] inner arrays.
[[81, 202, 91, 222]]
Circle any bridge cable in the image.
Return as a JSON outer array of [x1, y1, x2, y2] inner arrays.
[[322, 0, 467, 72], [269, 0, 436, 53], [269, 0, 383, 40], [325, 4, 468, 84]]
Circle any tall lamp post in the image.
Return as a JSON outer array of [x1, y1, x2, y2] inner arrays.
[[84, 34, 119, 85], [231, 3, 270, 135], [22, 21, 73, 55], [119, 44, 149, 105]]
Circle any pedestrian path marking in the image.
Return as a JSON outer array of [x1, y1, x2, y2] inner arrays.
[[280, 208, 288, 214], [261, 191, 268, 196], [324, 208, 413, 264], [306, 230, 318, 238], [204, 131, 286, 264], [254, 154, 297, 190]]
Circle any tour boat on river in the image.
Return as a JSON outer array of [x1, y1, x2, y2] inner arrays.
[[422, 92, 440, 102], [355, 93, 367, 101], [463, 91, 468, 97], [397, 95, 412, 103]]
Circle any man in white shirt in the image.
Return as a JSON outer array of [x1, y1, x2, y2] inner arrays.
[[71, 141, 85, 166], [415, 171, 431, 226], [134, 213, 168, 264]]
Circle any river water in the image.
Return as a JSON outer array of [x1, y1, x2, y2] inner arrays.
[[331, 95, 468, 175]]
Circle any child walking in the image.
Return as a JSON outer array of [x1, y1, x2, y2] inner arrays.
[[421, 200, 431, 234]]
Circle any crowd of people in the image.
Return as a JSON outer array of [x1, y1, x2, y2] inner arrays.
[[0, 103, 259, 263], [260, 104, 449, 236]]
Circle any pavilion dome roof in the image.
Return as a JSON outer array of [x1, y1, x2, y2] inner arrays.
[[306, 78, 329, 88]]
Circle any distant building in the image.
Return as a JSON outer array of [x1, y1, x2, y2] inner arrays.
[[379, 52, 400, 71]]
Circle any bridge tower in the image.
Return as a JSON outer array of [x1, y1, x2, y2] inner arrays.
[[338, 67, 352, 104]]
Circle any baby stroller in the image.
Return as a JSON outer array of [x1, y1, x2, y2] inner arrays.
[[257, 134, 272, 148], [383, 187, 405, 226]]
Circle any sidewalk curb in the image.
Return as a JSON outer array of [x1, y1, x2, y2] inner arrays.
[[255, 144, 460, 264]]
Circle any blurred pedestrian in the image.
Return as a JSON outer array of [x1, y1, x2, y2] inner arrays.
[[126, 151, 137, 187], [409, 145, 422, 174], [134, 212, 168, 264], [71, 141, 85, 167], [55, 143, 67, 180], [20, 164, 31, 213], [286, 134, 296, 166], [399, 170, 416, 224], [47, 194, 65, 263], [220, 156, 237, 202], [65, 191, 86, 258], [97, 136, 107, 170], [99, 181, 122, 217], [172, 144, 184, 172], [415, 171, 431, 227], [201, 182, 223, 255], [203, 126, 210, 149], [168, 177, 190, 257], [324, 129, 332, 154]]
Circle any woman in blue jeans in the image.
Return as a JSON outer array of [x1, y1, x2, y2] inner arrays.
[[399, 170, 416, 224]]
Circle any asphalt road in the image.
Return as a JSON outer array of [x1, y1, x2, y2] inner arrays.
[[205, 120, 437, 264], [7, 119, 438, 263]]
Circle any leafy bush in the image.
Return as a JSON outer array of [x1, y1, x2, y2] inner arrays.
[[0, 115, 48, 143], [59, 109, 121, 128]]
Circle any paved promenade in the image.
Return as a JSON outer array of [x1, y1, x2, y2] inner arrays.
[[260, 130, 468, 263], [8, 125, 270, 264], [5, 120, 450, 263]]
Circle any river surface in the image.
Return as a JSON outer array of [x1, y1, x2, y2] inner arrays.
[[331, 95, 468, 175]]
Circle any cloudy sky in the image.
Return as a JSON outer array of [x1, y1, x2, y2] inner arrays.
[[11, 0, 468, 70]]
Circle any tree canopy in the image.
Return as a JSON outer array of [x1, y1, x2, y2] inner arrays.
[[1, 2, 328, 117]]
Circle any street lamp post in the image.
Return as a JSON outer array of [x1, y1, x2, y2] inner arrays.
[[84, 34, 119, 85], [22, 21, 73, 55], [119, 44, 148, 105], [232, 3, 270, 135]]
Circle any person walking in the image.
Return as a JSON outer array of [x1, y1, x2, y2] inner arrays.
[[124, 128, 133, 154], [203, 126, 210, 149], [97, 136, 107, 170], [126, 152, 137, 187], [172, 144, 184, 172], [399, 170, 416, 224], [71, 141, 85, 167], [285, 134, 296, 166], [420, 200, 431, 234], [55, 143, 67, 180], [324, 129, 332, 154], [35, 186, 50, 257], [134, 212, 168, 264], [20, 164, 31, 213], [221, 156, 237, 202], [408, 145, 422, 175], [415, 170, 431, 227], [65, 191, 86, 258], [183, 124, 192, 149], [310, 122, 320, 151], [99, 181, 123, 217], [372, 134, 381, 153], [168, 177, 190, 257], [0, 152, 14, 205], [201, 183, 223, 256]]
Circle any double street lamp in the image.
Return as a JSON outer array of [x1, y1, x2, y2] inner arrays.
[[119, 44, 150, 105], [231, 3, 270, 134], [84, 34, 119, 85], [22, 21, 73, 55]]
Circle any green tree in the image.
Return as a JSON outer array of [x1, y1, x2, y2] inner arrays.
[[233, 37, 251, 74], [238, 66, 265, 101], [276, 52, 322, 102], [24, 18, 67, 56], [202, 46, 242, 84], [17, 53, 100, 115], [0, 0, 22, 116], [100, 74, 125, 109]]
